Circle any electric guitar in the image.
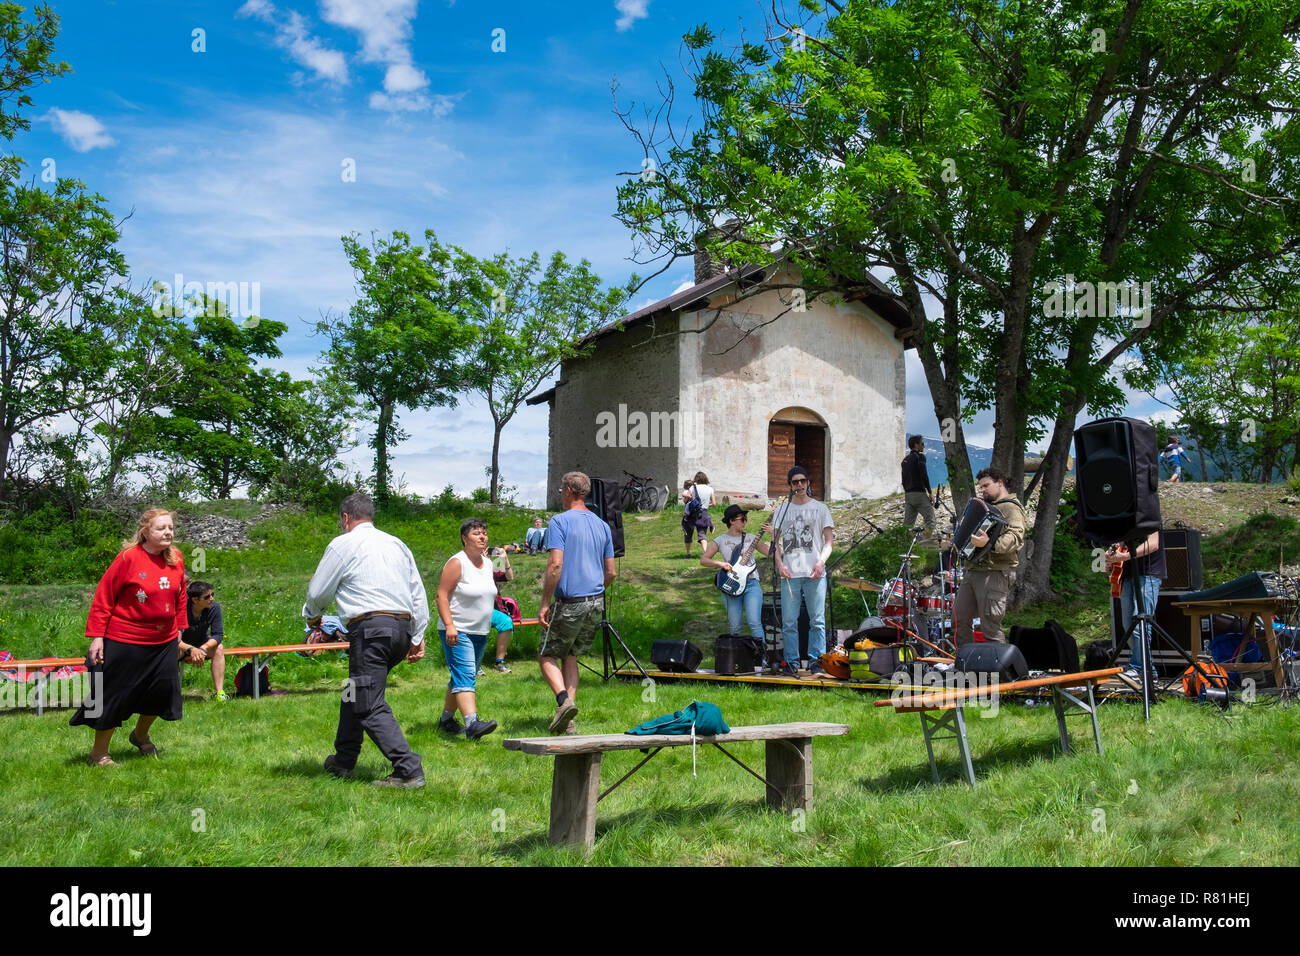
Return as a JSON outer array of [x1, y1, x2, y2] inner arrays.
[[716, 529, 767, 596], [1108, 544, 1129, 598]]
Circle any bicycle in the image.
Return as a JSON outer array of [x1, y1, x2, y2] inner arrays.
[[620, 470, 661, 512]]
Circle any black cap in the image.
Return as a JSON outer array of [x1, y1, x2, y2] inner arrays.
[[787, 466, 808, 483], [723, 504, 746, 524]]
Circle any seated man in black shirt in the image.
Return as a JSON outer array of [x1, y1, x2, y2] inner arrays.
[[178, 580, 228, 701]]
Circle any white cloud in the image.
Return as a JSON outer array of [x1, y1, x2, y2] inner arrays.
[[45, 108, 116, 152], [369, 91, 430, 112], [615, 0, 651, 32], [383, 62, 428, 94], [238, 0, 349, 84]]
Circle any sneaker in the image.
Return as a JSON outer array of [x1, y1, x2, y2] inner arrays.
[[323, 755, 353, 778], [465, 718, 498, 741], [213, 690, 229, 702], [549, 699, 578, 733], [438, 715, 464, 736], [493, 661, 511, 674], [807, 662, 825, 677], [779, 662, 799, 678], [564, 720, 577, 735], [372, 772, 426, 789], [476, 666, 485, 677]]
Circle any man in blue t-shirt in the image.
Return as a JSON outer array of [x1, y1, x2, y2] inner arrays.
[[538, 471, 615, 735], [178, 580, 228, 700]]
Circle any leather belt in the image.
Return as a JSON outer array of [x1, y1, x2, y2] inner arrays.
[[347, 611, 412, 627]]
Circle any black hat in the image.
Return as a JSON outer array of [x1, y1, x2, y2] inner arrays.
[[723, 504, 747, 524], [787, 466, 808, 483]]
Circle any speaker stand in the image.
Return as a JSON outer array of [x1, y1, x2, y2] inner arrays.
[[1111, 548, 1219, 720], [576, 592, 646, 682]]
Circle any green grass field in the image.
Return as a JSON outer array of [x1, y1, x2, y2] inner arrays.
[[2, 502, 1298, 865]]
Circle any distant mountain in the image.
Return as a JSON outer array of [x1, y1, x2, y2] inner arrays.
[[916, 438, 992, 489]]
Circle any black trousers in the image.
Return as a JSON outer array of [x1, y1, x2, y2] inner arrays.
[[334, 616, 422, 778]]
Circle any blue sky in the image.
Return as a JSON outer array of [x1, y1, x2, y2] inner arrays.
[[17, 0, 1166, 505]]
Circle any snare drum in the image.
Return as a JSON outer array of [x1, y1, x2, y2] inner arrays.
[[917, 593, 946, 614]]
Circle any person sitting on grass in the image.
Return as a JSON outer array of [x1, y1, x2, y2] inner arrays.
[[178, 580, 228, 700], [525, 518, 547, 554]]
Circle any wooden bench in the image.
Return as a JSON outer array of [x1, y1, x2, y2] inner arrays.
[[874, 667, 1122, 785], [503, 721, 850, 851]]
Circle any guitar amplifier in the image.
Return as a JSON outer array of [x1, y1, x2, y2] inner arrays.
[[714, 636, 761, 675], [650, 640, 702, 673], [1162, 528, 1203, 591]]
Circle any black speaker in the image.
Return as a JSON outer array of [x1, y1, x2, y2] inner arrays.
[[585, 476, 625, 557], [714, 635, 761, 675], [1008, 620, 1080, 672], [650, 639, 702, 673], [1161, 528, 1203, 591], [1073, 417, 1161, 546], [955, 642, 1028, 683]]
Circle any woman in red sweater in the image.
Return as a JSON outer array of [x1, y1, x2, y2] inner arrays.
[[71, 509, 188, 766]]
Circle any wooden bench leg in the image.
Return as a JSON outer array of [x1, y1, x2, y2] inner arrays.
[[765, 737, 812, 812], [549, 753, 602, 851]]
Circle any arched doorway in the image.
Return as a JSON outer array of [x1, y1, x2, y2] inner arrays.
[[767, 407, 828, 500]]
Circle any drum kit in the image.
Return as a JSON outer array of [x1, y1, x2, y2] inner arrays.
[[834, 487, 997, 657]]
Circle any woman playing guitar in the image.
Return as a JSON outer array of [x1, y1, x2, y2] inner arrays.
[[701, 504, 773, 641]]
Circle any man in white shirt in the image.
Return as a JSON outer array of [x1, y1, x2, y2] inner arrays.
[[773, 466, 835, 676], [304, 493, 429, 788]]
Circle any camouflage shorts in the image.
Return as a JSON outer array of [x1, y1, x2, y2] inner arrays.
[[539, 595, 604, 659]]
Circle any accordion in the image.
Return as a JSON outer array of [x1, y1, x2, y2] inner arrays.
[[954, 497, 1009, 565]]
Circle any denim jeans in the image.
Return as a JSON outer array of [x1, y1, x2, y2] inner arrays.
[[781, 574, 827, 664], [439, 630, 488, 693], [723, 577, 764, 640], [1120, 575, 1161, 673]]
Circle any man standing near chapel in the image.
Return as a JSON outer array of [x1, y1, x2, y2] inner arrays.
[[303, 493, 429, 788], [953, 468, 1026, 646], [538, 471, 615, 735], [901, 435, 937, 540], [773, 466, 834, 677]]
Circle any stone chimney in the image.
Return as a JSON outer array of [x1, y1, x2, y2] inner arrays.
[[693, 218, 748, 284]]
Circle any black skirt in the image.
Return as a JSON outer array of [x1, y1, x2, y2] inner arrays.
[[69, 637, 183, 730]]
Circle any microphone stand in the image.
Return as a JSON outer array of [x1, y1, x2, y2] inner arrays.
[[765, 493, 792, 674]]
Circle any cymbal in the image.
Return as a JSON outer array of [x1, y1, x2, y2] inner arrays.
[[837, 578, 882, 593]]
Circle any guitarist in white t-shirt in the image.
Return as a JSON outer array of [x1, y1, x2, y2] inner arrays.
[[701, 504, 773, 641]]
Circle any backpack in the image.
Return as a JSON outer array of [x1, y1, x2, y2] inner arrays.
[[234, 661, 270, 697], [494, 594, 521, 623], [685, 486, 703, 519]]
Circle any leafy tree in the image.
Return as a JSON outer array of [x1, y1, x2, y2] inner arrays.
[[318, 230, 479, 504], [0, 172, 130, 504], [151, 304, 297, 499], [462, 250, 628, 503], [249, 368, 364, 508], [614, 0, 1300, 605], [1130, 302, 1300, 482], [0, 3, 69, 142]]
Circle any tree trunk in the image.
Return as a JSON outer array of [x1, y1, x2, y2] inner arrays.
[[489, 422, 502, 505], [0, 426, 11, 503], [375, 400, 394, 503], [1014, 399, 1085, 609]]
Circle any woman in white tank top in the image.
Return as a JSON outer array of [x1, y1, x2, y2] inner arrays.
[[435, 518, 498, 740]]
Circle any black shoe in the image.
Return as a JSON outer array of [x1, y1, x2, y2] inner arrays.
[[465, 718, 498, 741], [324, 755, 353, 778], [438, 715, 464, 736], [372, 772, 425, 789], [807, 662, 825, 676]]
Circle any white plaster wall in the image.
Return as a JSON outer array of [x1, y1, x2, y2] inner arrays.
[[677, 280, 905, 501], [546, 319, 682, 510]]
